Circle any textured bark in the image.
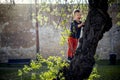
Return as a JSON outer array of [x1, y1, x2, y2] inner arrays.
[[55, 0, 112, 80]]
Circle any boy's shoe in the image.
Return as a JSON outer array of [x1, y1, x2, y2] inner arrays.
[[67, 57, 73, 63], [67, 59, 71, 63]]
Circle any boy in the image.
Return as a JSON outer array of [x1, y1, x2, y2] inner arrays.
[[67, 9, 84, 61]]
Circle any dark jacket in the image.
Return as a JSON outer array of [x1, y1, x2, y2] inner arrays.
[[69, 20, 82, 39]]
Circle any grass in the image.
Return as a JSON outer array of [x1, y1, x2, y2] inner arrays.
[[97, 65, 120, 80], [0, 63, 24, 80], [0, 60, 120, 80], [0, 68, 19, 80], [95, 60, 120, 80]]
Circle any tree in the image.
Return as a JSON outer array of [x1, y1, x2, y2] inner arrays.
[[17, 0, 112, 80], [56, 0, 112, 80], [35, 0, 40, 53]]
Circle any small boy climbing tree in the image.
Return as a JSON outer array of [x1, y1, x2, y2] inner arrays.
[[17, 0, 114, 80], [57, 0, 112, 80]]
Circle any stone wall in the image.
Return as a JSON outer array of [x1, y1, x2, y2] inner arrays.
[[96, 3, 120, 59], [0, 4, 120, 62], [0, 4, 67, 62], [39, 26, 67, 58], [0, 4, 36, 62]]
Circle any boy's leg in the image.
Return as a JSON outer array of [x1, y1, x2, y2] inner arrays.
[[67, 37, 74, 60], [72, 39, 78, 57]]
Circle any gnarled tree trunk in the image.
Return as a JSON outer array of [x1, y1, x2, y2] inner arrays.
[[56, 0, 112, 80]]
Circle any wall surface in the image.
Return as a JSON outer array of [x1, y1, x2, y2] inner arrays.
[[0, 4, 120, 62], [0, 4, 36, 62]]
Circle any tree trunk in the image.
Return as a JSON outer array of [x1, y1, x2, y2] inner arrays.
[[56, 0, 112, 80]]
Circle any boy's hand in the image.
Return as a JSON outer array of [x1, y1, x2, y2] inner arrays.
[[78, 22, 84, 28]]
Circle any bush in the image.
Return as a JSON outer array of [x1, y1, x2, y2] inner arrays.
[[18, 54, 69, 80], [18, 54, 100, 80]]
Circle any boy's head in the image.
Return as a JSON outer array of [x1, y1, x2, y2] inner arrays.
[[73, 9, 81, 21]]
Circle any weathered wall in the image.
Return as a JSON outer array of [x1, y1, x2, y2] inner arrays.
[[96, 26, 120, 59], [0, 4, 67, 62], [0, 4, 120, 62], [0, 4, 36, 62], [96, 3, 120, 59], [39, 26, 67, 58]]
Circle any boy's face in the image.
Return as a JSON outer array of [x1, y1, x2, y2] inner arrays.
[[74, 12, 81, 21]]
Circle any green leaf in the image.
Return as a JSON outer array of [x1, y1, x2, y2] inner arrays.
[[18, 70, 22, 76], [53, 21, 57, 26], [117, 21, 120, 26], [44, 16, 48, 22], [31, 73, 36, 80], [116, 13, 120, 18], [30, 60, 41, 69]]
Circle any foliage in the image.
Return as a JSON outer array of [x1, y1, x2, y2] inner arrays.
[[18, 1, 100, 80], [59, 27, 71, 46], [18, 54, 69, 80], [31, 1, 88, 47], [108, 0, 120, 5], [116, 12, 120, 26], [18, 54, 100, 80], [13, 0, 118, 80], [88, 65, 100, 80], [1, 60, 120, 80]]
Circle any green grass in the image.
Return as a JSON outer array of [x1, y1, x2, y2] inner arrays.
[[0, 63, 23, 80], [0, 60, 120, 80], [0, 68, 19, 80], [95, 60, 120, 80], [97, 65, 120, 80]]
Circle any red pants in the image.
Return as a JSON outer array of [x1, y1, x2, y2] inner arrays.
[[67, 37, 78, 58]]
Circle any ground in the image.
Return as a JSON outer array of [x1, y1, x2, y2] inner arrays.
[[0, 60, 120, 80]]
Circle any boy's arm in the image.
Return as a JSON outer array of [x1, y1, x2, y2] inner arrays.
[[70, 23, 73, 32], [78, 22, 84, 28], [69, 22, 75, 37]]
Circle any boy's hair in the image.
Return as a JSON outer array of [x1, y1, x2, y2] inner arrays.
[[73, 9, 80, 16]]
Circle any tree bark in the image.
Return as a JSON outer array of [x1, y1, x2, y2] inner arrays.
[[55, 0, 112, 80]]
